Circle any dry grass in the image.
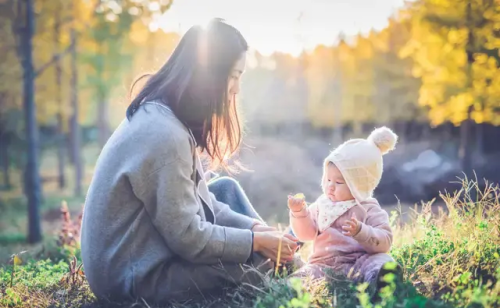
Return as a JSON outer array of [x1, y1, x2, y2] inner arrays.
[[1, 177, 499, 308], [390, 175, 500, 307]]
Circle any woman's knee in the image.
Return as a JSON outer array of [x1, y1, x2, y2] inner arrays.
[[213, 176, 241, 192]]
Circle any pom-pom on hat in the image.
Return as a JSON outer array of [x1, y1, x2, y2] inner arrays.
[[322, 126, 398, 203]]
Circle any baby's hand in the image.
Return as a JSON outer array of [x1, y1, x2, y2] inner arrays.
[[288, 193, 306, 212], [342, 213, 362, 237]]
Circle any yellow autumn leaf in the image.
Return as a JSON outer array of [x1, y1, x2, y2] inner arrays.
[[13, 255, 23, 266], [293, 193, 305, 200]]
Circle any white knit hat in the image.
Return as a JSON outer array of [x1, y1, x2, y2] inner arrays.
[[321, 127, 398, 203]]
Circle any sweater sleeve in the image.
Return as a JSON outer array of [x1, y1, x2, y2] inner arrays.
[[353, 205, 393, 253], [209, 192, 256, 230], [289, 202, 319, 241], [137, 138, 253, 265]]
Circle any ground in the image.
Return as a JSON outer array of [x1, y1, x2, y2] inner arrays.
[[1, 144, 499, 308]]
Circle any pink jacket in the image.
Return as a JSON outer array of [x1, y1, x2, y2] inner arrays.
[[290, 197, 393, 266]]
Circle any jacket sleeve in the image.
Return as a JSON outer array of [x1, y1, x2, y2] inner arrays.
[[136, 137, 252, 265], [209, 192, 256, 229], [353, 205, 393, 253], [289, 202, 319, 241]]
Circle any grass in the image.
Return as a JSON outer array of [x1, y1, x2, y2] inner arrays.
[[1, 177, 499, 308], [0, 146, 99, 262]]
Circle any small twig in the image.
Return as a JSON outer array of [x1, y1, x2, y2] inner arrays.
[[240, 282, 267, 294], [34, 42, 74, 78], [275, 223, 283, 276], [140, 297, 152, 308], [9, 253, 24, 288], [10, 263, 14, 287]]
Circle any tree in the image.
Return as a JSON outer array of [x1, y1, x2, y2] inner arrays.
[[0, 2, 22, 190], [371, 17, 423, 133], [304, 44, 339, 130], [53, 1, 67, 189], [18, 0, 42, 243], [30, 0, 74, 192], [79, 0, 172, 148], [400, 0, 500, 170], [5, 0, 81, 242], [70, 0, 82, 197], [302, 27, 421, 139]]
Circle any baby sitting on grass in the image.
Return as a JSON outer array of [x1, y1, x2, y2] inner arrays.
[[287, 127, 402, 295]]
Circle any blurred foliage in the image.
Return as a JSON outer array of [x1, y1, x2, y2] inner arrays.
[[400, 0, 500, 126], [0, 0, 498, 143], [2, 178, 499, 307]]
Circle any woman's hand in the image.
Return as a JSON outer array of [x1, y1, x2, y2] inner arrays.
[[288, 194, 306, 212], [342, 213, 361, 237], [253, 231, 298, 264]]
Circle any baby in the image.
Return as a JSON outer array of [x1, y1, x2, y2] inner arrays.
[[288, 127, 401, 291]]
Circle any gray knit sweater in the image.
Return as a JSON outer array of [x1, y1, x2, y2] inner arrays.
[[80, 103, 256, 301]]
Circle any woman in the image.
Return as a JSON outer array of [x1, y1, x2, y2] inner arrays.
[[80, 19, 298, 304]]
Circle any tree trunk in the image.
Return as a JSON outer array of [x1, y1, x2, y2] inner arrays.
[[459, 0, 474, 174], [475, 122, 483, 157], [331, 50, 343, 146], [332, 88, 343, 146], [21, 0, 42, 243], [332, 124, 342, 145], [1, 135, 11, 189], [97, 99, 109, 148], [67, 124, 75, 165], [422, 122, 432, 140], [54, 8, 65, 189], [353, 119, 363, 138], [148, 30, 156, 67], [96, 42, 109, 148], [459, 113, 473, 173], [56, 115, 66, 188], [70, 21, 82, 197], [445, 122, 453, 140]]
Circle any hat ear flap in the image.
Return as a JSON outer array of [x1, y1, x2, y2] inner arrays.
[[321, 159, 330, 194]]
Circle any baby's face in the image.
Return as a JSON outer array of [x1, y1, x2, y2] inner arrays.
[[325, 163, 354, 202]]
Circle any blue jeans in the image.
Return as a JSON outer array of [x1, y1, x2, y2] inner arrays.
[[208, 177, 303, 248], [207, 176, 265, 223]]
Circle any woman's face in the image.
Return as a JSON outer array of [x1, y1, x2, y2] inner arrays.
[[227, 53, 246, 97]]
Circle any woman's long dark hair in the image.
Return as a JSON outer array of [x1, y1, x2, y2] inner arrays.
[[126, 18, 248, 170]]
